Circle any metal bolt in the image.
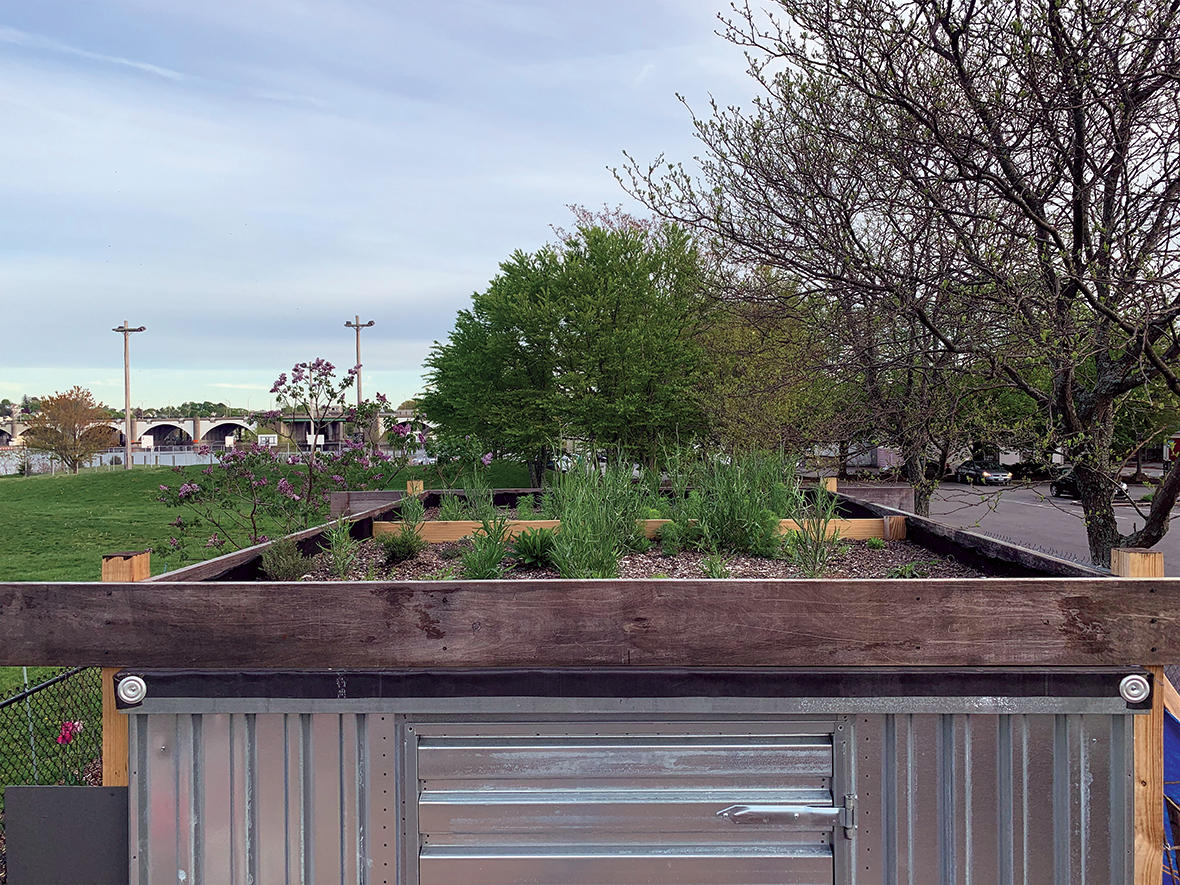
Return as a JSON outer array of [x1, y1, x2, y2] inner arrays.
[[1120, 673, 1151, 704], [116, 675, 148, 705]]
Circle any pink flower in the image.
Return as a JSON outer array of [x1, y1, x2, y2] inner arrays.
[[56, 720, 83, 745], [417, 430, 428, 445], [481, 452, 493, 467], [376, 392, 388, 404]]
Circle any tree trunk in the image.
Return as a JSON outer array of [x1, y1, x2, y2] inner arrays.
[[1071, 408, 1120, 566], [900, 453, 932, 517]]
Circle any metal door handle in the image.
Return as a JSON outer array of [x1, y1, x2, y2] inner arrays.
[[716, 804, 840, 825]]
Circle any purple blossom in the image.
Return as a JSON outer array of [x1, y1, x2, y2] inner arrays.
[[481, 452, 493, 467], [159, 484, 170, 492], [277, 478, 301, 501], [197, 445, 212, 456], [348, 364, 360, 376], [392, 423, 409, 438], [417, 430, 428, 445], [170, 516, 184, 527], [331, 474, 346, 485], [269, 372, 288, 394], [204, 533, 224, 548], [168, 537, 180, 549], [376, 392, 388, 404], [178, 482, 200, 499]]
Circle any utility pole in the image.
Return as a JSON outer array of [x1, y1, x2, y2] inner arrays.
[[112, 321, 146, 470], [344, 315, 375, 406]]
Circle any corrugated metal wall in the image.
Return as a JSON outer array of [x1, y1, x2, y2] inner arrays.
[[128, 709, 1133, 885]]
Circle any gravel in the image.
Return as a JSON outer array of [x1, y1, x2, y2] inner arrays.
[[298, 536, 981, 581]]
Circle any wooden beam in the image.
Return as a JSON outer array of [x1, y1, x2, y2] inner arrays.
[[821, 477, 838, 493], [100, 551, 148, 788], [1111, 547, 1166, 885], [406, 479, 424, 496], [4, 577, 1180, 668]]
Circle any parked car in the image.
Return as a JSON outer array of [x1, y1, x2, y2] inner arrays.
[[1049, 470, 1129, 499], [954, 460, 1013, 485]]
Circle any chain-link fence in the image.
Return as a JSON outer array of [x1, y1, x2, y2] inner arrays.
[[0, 667, 102, 885]]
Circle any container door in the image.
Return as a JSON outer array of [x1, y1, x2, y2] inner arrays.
[[412, 722, 841, 885]]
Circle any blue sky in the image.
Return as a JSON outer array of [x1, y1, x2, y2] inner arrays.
[[0, 1, 752, 410]]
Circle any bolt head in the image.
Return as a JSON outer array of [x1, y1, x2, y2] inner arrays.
[[1119, 673, 1151, 704], [116, 675, 148, 705]]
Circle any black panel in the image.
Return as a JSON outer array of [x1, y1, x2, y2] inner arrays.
[[4, 786, 128, 885], [115, 666, 1148, 708]]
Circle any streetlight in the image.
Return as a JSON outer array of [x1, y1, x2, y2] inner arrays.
[[112, 320, 146, 470], [344, 315, 375, 406]]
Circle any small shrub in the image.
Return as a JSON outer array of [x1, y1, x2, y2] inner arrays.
[[886, 560, 936, 579], [380, 528, 426, 564], [438, 494, 468, 521], [260, 537, 308, 581], [462, 514, 512, 579], [511, 527, 556, 568], [865, 536, 886, 550], [515, 494, 536, 519], [785, 486, 843, 578], [701, 552, 733, 579], [323, 518, 361, 579], [660, 520, 683, 556]]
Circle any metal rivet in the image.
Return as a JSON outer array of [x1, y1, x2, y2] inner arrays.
[[116, 675, 147, 705], [1120, 673, 1151, 704]]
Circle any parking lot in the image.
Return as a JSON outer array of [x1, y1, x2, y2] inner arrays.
[[927, 480, 1180, 574]]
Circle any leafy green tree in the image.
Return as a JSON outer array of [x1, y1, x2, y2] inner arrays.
[[420, 219, 713, 481]]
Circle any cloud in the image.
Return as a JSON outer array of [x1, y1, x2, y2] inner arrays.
[[0, 25, 186, 81]]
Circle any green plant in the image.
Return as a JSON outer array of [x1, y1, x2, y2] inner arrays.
[[511, 526, 557, 568], [701, 552, 733, 578], [438, 543, 464, 560], [515, 494, 536, 519], [461, 513, 512, 579], [886, 560, 936, 579], [260, 537, 308, 581], [865, 536, 886, 550], [651, 572, 670, 579], [422, 565, 458, 580], [323, 517, 361, 579], [438, 493, 468, 521], [785, 486, 843, 577], [545, 462, 649, 578], [380, 496, 428, 564]]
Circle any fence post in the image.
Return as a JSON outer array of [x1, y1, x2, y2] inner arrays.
[[406, 479, 424, 495], [100, 550, 149, 787], [1111, 547, 1164, 885], [820, 477, 838, 493]]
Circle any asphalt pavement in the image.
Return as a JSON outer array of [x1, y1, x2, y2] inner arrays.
[[927, 481, 1180, 575]]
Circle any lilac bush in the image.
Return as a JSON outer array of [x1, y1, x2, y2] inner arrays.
[[157, 358, 427, 566]]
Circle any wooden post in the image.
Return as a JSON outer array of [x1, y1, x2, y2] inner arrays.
[[1111, 547, 1165, 885], [406, 479, 424, 495], [100, 551, 149, 787], [820, 477, 838, 493]]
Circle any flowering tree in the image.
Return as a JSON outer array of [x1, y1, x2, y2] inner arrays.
[[158, 358, 427, 565]]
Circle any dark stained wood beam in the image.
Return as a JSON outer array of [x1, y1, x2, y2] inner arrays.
[[0, 578, 1175, 668]]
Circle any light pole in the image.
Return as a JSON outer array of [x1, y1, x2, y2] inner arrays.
[[344, 315, 375, 406], [113, 320, 146, 470]]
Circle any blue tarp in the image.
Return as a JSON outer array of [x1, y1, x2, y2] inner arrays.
[[1164, 709, 1180, 882]]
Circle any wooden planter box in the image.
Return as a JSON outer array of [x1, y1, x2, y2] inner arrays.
[[0, 487, 1171, 883]]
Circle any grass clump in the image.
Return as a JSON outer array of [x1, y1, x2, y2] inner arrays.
[[462, 513, 512, 579], [511, 526, 556, 569], [865, 536, 886, 550], [546, 461, 651, 578], [515, 494, 536, 519], [782, 486, 844, 577], [260, 537, 308, 581], [438, 493, 468, 521], [381, 495, 427, 564]]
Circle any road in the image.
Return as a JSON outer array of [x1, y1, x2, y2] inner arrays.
[[927, 481, 1180, 575]]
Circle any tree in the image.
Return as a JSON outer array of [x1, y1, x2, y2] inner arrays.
[[626, 0, 1180, 561], [420, 218, 714, 482], [22, 387, 117, 473]]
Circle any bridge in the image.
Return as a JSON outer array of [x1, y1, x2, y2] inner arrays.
[[0, 410, 418, 448]]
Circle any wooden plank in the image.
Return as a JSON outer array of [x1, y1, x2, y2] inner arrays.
[[1111, 548, 1166, 885], [374, 519, 561, 543], [1134, 666, 1165, 885], [820, 477, 838, 493], [406, 479, 424, 495], [4, 577, 1180, 668], [639, 518, 891, 540], [100, 550, 147, 788], [1161, 672, 1180, 721]]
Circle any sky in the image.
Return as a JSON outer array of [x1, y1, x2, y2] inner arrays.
[[0, 1, 755, 411]]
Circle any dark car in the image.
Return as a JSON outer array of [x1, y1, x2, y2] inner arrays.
[[954, 460, 1013, 485], [1049, 470, 1128, 499]]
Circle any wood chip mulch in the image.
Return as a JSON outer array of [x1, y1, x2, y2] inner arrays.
[[300, 537, 981, 581]]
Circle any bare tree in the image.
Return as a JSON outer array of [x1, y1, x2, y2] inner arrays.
[[625, 0, 1180, 562]]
